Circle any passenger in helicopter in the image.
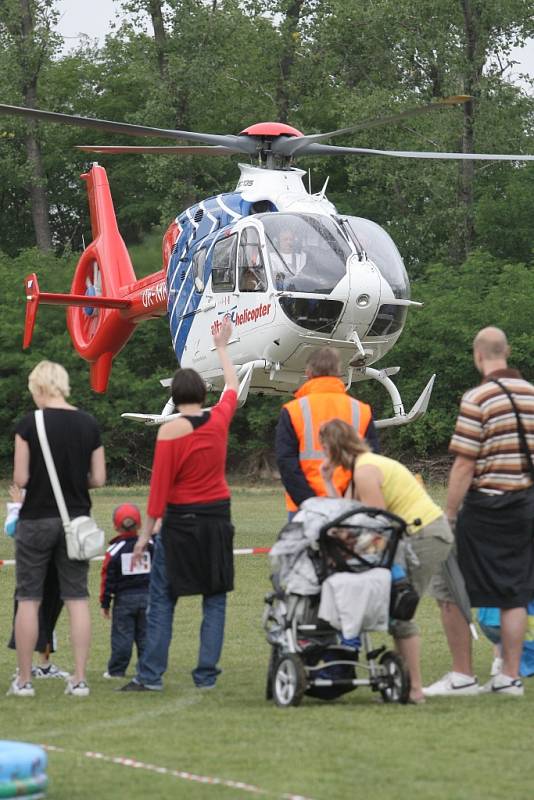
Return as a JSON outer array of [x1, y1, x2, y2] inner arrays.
[[238, 229, 268, 292], [270, 228, 307, 290], [239, 246, 267, 292]]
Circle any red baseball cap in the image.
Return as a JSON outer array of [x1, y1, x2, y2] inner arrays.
[[113, 503, 141, 532]]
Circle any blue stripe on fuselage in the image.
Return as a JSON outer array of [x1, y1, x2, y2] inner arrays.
[[167, 192, 251, 362]]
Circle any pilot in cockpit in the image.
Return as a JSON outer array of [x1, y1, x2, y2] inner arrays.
[[270, 228, 307, 290]]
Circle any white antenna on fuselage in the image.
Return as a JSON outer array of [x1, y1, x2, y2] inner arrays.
[[318, 176, 330, 200]]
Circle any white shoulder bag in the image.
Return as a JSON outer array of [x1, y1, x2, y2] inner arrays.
[[35, 409, 105, 561]]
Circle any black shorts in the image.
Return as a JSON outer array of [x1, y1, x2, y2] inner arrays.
[[15, 518, 89, 601], [457, 489, 534, 608]]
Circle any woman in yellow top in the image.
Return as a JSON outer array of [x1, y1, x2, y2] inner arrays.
[[319, 418, 454, 704]]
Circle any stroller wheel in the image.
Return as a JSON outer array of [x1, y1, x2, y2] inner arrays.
[[266, 647, 279, 701], [272, 654, 306, 707], [379, 652, 410, 704]]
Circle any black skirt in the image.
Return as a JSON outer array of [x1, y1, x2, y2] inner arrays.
[[161, 500, 234, 600], [457, 488, 534, 608]]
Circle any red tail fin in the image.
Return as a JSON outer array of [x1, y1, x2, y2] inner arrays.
[[23, 273, 40, 349]]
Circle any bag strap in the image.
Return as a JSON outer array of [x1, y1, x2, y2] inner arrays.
[[490, 378, 534, 482], [34, 409, 71, 526]]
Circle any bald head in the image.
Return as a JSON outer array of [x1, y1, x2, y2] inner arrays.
[[473, 326, 510, 373]]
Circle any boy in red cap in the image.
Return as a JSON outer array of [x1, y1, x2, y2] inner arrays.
[[100, 504, 154, 678]]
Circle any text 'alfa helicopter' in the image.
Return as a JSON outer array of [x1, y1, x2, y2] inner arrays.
[[1, 97, 534, 426]]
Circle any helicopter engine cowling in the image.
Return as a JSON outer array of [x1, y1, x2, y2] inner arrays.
[[66, 166, 137, 392]]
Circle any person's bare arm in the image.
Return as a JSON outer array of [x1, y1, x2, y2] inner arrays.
[[131, 513, 158, 569], [213, 318, 238, 393], [353, 464, 386, 508], [445, 455, 475, 523], [13, 434, 30, 488], [88, 446, 106, 488]]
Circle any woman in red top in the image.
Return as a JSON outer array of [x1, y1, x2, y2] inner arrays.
[[121, 319, 238, 691]]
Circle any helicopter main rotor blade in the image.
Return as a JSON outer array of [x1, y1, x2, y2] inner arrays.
[[76, 144, 241, 155], [0, 103, 256, 154], [296, 142, 534, 161], [273, 95, 471, 156]]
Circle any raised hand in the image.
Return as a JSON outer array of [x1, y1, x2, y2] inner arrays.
[[213, 317, 233, 348]]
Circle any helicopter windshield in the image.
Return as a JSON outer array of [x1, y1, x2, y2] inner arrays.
[[260, 213, 351, 294], [343, 217, 410, 300], [344, 216, 410, 337]]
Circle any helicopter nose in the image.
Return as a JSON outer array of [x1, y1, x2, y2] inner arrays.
[[330, 257, 382, 339]]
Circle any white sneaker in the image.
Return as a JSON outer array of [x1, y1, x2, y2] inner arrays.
[[490, 656, 503, 677], [479, 673, 524, 697], [33, 663, 70, 679], [423, 671, 479, 697], [6, 678, 35, 697], [102, 671, 125, 679], [65, 679, 90, 697]]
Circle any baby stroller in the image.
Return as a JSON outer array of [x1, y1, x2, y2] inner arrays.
[[263, 497, 416, 707]]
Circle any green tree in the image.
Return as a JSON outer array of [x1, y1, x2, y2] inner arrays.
[[0, 0, 63, 250], [379, 251, 534, 459]]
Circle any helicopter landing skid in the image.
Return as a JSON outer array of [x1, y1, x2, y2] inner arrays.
[[121, 361, 263, 425], [352, 367, 436, 429]]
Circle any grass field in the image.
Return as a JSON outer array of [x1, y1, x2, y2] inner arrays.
[[1, 483, 533, 800]]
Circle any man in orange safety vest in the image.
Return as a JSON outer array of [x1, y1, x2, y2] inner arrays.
[[275, 347, 379, 517]]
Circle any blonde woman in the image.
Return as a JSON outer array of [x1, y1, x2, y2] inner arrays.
[[9, 361, 105, 697], [319, 418, 455, 704]]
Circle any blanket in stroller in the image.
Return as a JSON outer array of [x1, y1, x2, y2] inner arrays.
[[318, 570, 391, 637]]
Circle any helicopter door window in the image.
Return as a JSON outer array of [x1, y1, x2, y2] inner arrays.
[[238, 227, 267, 292], [211, 234, 237, 292], [192, 248, 207, 293]]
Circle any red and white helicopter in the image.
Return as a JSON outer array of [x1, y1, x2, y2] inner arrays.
[[2, 98, 534, 426]]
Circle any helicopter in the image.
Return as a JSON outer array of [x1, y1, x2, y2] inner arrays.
[[2, 98, 534, 427]]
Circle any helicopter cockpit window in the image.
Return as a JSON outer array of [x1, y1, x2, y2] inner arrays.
[[211, 234, 237, 292], [344, 217, 410, 301], [344, 217, 410, 337], [261, 213, 351, 294], [192, 248, 207, 293], [238, 227, 267, 292]]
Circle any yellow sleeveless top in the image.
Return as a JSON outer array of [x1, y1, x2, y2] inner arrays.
[[355, 453, 442, 531]]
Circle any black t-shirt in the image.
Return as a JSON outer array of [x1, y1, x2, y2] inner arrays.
[[15, 408, 102, 519]]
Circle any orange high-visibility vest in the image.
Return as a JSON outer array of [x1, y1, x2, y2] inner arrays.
[[283, 376, 372, 511]]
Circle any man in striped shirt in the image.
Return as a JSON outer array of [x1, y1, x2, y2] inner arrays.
[[425, 327, 534, 698]]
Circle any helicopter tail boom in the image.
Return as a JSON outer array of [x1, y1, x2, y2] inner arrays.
[[24, 164, 169, 392]]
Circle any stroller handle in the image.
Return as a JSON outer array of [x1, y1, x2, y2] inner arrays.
[[317, 505, 408, 574], [318, 506, 408, 535]]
